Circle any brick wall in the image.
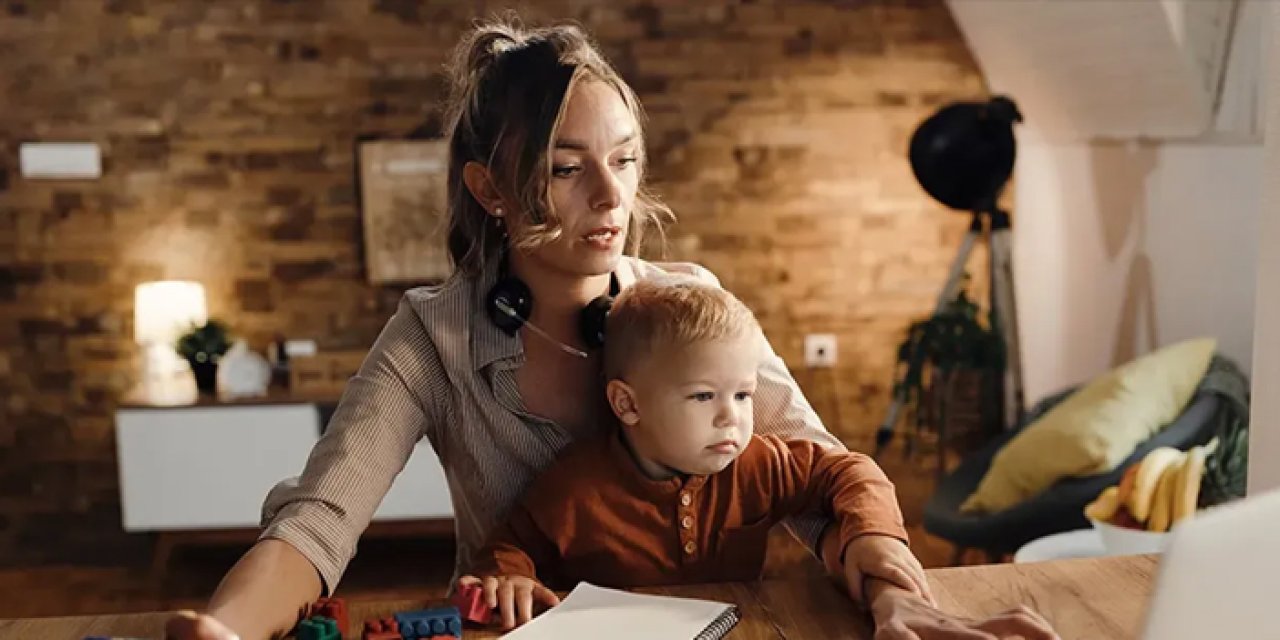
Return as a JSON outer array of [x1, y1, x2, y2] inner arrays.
[[0, 0, 983, 565]]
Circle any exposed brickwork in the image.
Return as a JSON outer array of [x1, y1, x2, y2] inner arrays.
[[0, 0, 983, 565]]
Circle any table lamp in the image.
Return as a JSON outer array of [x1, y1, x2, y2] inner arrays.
[[134, 280, 207, 404]]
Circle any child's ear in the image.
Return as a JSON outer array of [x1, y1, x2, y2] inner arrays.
[[606, 379, 641, 426]]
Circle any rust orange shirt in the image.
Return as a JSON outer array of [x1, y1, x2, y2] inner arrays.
[[473, 433, 908, 589]]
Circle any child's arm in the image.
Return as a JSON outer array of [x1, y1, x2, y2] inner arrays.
[[462, 504, 562, 629], [752, 436, 920, 602], [757, 435, 909, 551]]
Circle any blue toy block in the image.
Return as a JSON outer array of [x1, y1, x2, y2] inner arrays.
[[297, 615, 342, 640], [393, 606, 462, 639]]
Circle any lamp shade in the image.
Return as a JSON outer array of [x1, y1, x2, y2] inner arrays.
[[134, 281, 207, 347]]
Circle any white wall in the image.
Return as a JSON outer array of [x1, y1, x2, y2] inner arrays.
[[1248, 0, 1280, 495], [1013, 138, 1261, 402], [952, 0, 1273, 491]]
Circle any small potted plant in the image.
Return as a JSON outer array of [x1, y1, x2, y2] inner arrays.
[[892, 278, 1005, 463], [176, 320, 232, 395]]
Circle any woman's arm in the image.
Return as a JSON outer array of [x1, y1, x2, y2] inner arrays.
[[172, 299, 445, 639], [204, 539, 323, 638]]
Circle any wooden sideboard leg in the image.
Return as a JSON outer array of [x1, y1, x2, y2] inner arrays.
[[150, 532, 176, 584]]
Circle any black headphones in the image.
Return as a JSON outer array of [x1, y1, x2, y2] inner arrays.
[[486, 249, 620, 350]]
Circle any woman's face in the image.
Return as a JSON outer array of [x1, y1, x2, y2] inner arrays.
[[519, 78, 641, 278]]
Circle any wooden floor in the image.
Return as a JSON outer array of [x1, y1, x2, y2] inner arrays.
[[0, 442, 985, 619]]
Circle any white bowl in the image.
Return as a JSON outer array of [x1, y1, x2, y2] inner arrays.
[[1090, 518, 1170, 555]]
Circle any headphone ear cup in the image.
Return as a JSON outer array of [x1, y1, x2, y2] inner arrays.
[[487, 277, 533, 336], [579, 294, 614, 350]]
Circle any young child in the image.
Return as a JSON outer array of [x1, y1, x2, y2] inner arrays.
[[461, 277, 910, 626]]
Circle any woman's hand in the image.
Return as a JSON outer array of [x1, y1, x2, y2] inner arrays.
[[868, 581, 1059, 640], [457, 574, 560, 630], [163, 610, 240, 640]]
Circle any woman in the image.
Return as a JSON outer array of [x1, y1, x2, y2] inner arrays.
[[168, 20, 1056, 640]]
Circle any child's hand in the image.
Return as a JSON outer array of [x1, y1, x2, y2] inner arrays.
[[842, 534, 935, 606], [458, 574, 560, 630]]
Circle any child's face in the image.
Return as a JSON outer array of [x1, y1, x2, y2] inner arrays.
[[609, 334, 762, 477]]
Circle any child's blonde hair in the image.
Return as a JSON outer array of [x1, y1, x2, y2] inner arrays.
[[603, 277, 762, 381]]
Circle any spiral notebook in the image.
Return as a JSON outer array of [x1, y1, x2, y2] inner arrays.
[[500, 582, 740, 640]]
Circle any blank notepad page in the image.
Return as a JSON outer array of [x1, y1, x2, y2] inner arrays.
[[500, 582, 738, 640]]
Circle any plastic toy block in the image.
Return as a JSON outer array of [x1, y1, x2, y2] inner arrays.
[[450, 582, 492, 625], [297, 615, 341, 640], [309, 597, 350, 634], [393, 606, 462, 639], [362, 616, 402, 640]]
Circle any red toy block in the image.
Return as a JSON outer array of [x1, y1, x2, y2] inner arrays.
[[450, 583, 492, 625], [309, 597, 350, 635], [362, 616, 401, 640]]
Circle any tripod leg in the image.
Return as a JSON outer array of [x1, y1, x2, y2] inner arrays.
[[935, 217, 984, 309], [988, 212, 1025, 430], [875, 217, 985, 458]]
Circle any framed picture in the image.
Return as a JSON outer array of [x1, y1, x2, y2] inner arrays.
[[357, 139, 452, 284]]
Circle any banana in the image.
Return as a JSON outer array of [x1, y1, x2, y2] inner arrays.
[[1172, 446, 1207, 526], [1128, 447, 1186, 523], [1204, 437, 1220, 457], [1085, 486, 1121, 522], [1147, 458, 1183, 532], [1116, 463, 1141, 507]]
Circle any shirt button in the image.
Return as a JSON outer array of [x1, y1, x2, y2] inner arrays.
[[680, 493, 692, 506], [681, 516, 693, 529], [684, 540, 696, 555]]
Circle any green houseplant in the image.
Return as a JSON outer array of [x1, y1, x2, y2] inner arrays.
[[893, 279, 1005, 464], [175, 320, 232, 394]]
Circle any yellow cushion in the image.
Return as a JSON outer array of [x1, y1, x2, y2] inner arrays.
[[960, 337, 1217, 514]]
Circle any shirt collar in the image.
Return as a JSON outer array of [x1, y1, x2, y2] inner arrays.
[[607, 427, 709, 496], [470, 255, 522, 372]]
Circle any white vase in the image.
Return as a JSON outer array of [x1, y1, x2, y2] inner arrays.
[[217, 340, 272, 398]]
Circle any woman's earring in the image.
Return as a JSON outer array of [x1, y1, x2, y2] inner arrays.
[[494, 207, 505, 217]]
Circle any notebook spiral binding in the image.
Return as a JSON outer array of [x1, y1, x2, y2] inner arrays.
[[693, 606, 741, 640]]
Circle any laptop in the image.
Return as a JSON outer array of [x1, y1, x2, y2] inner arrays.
[[1139, 487, 1280, 639]]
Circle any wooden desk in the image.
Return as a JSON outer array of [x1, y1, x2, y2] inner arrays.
[[0, 555, 1157, 640]]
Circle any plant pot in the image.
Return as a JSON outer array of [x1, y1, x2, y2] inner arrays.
[[923, 367, 1002, 454], [188, 360, 218, 395]]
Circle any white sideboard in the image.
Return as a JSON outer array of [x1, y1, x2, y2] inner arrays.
[[115, 396, 453, 533]]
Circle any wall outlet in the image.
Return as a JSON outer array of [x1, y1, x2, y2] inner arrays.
[[804, 333, 837, 368]]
